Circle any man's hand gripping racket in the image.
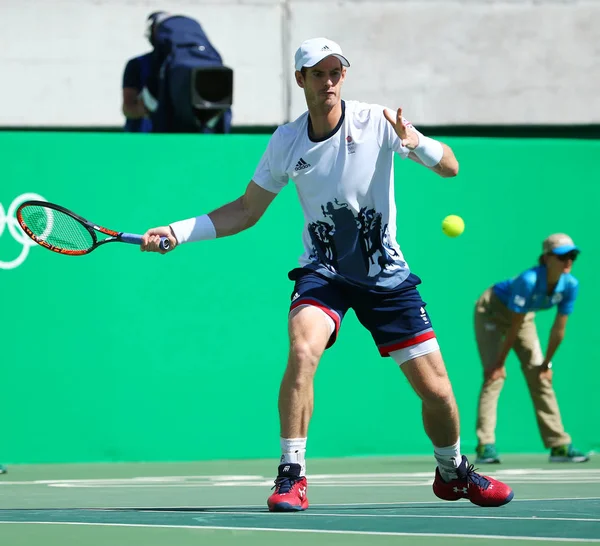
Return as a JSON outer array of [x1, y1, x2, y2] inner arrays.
[[17, 200, 177, 255], [141, 226, 178, 254]]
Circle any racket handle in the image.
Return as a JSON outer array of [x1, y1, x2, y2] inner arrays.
[[121, 233, 170, 251], [159, 237, 170, 251]]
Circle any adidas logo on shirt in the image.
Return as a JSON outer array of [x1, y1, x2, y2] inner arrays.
[[321, 45, 331, 51], [294, 158, 311, 171]]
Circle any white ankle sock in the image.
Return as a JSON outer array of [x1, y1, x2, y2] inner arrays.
[[280, 437, 307, 476], [434, 439, 462, 482]]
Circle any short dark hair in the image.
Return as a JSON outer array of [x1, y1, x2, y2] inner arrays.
[[147, 11, 167, 22], [146, 11, 168, 46]]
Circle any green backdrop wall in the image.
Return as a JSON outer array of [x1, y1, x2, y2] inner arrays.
[[1, 132, 598, 464]]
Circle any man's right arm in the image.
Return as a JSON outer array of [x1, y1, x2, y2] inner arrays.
[[141, 181, 277, 253], [207, 180, 277, 237]]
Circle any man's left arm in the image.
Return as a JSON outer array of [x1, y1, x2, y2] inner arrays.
[[383, 107, 458, 178], [408, 142, 459, 178]]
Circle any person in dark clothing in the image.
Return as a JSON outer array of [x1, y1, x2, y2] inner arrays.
[[121, 12, 168, 132], [139, 12, 233, 134]]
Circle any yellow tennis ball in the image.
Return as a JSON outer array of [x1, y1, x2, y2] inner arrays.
[[442, 215, 465, 238]]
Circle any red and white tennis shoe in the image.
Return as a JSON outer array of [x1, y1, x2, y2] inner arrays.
[[433, 455, 514, 507], [267, 463, 309, 512]]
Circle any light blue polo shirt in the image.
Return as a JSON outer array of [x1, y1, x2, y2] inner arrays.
[[492, 265, 578, 315]]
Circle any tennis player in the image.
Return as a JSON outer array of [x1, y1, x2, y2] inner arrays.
[[141, 37, 514, 511], [474, 233, 589, 464]]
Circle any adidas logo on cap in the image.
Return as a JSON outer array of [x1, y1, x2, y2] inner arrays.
[[321, 45, 330, 51]]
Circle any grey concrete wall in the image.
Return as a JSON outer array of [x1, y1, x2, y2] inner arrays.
[[288, 0, 600, 125], [1, 0, 598, 127], [0, 0, 285, 126]]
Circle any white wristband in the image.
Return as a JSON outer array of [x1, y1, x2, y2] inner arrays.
[[169, 215, 216, 244], [412, 132, 444, 167]]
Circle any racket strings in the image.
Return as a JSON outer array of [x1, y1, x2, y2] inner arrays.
[[20, 206, 94, 251]]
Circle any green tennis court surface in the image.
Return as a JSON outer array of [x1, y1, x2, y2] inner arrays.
[[1, 455, 598, 545]]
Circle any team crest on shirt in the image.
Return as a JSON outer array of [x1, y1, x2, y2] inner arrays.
[[346, 135, 356, 154], [307, 199, 401, 278], [551, 293, 563, 305]]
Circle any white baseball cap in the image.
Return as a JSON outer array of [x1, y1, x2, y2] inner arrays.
[[294, 37, 350, 71]]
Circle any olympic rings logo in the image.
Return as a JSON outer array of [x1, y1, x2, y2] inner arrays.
[[0, 193, 48, 269]]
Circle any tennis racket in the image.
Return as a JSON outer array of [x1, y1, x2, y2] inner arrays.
[[16, 200, 170, 255]]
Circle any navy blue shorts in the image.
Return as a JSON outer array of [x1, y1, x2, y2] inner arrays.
[[288, 268, 435, 357]]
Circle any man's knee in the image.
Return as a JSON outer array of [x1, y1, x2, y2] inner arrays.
[[403, 353, 456, 405], [287, 306, 334, 374], [422, 379, 456, 407], [288, 340, 322, 373]]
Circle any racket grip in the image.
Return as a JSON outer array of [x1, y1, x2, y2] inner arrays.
[[159, 237, 171, 251], [121, 232, 171, 251]]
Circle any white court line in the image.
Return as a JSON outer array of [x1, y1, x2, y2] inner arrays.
[[44, 481, 599, 488], [2, 481, 597, 488], [2, 469, 600, 488], [190, 511, 600, 522], [68, 497, 600, 510], [0, 521, 598, 542], [46, 497, 600, 512]]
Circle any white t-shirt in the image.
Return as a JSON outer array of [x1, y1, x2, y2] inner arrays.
[[253, 100, 414, 290]]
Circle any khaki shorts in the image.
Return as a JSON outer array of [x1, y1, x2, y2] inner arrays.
[[474, 288, 544, 369]]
